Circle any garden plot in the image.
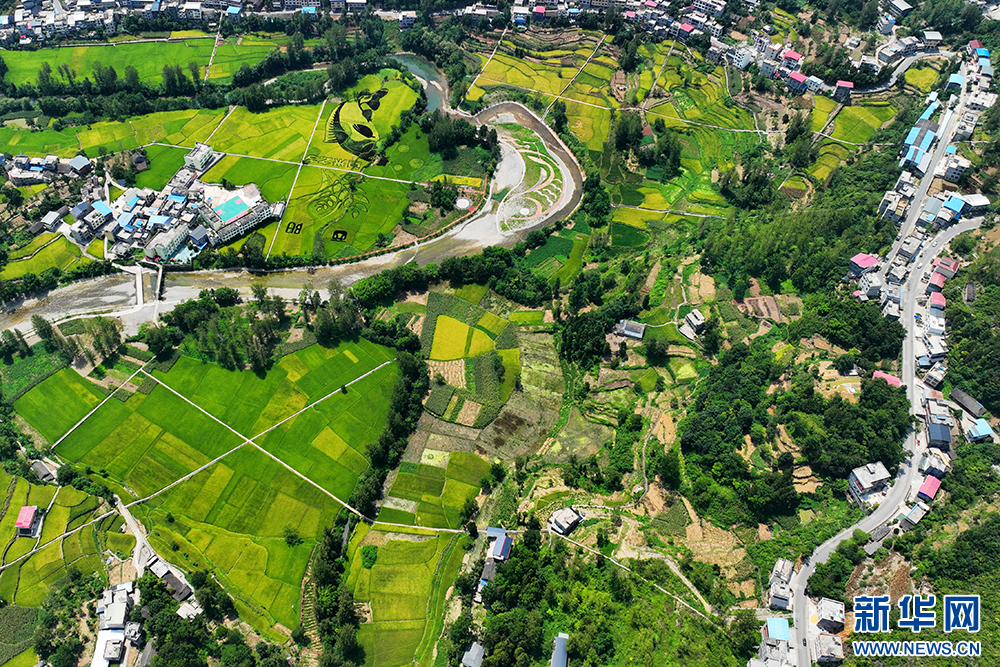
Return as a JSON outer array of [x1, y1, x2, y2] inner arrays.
[[829, 103, 897, 144], [496, 124, 567, 232], [420, 291, 520, 428], [524, 228, 588, 284], [135, 444, 346, 636], [382, 452, 490, 528], [347, 526, 466, 667]]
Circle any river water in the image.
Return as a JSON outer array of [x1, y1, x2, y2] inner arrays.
[[390, 53, 448, 112]]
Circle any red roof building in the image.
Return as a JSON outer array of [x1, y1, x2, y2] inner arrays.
[[15, 506, 37, 537], [928, 272, 947, 291], [849, 252, 878, 274], [873, 371, 902, 388], [789, 71, 808, 83], [918, 475, 941, 501], [933, 256, 960, 279], [836, 80, 855, 89], [680, 22, 695, 32], [783, 49, 802, 61], [931, 292, 947, 309]]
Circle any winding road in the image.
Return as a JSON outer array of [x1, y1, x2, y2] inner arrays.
[[792, 60, 976, 667]]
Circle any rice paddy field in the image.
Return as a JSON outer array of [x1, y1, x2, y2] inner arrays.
[[0, 476, 106, 608], [210, 104, 321, 162], [905, 63, 941, 92], [828, 102, 897, 144], [0, 105, 224, 159], [134, 145, 189, 191], [201, 156, 298, 203], [131, 107, 227, 146], [382, 451, 490, 528], [0, 41, 216, 86], [0, 237, 88, 280], [134, 444, 344, 636], [305, 72, 422, 173], [346, 525, 466, 667], [811, 96, 838, 133], [475, 52, 577, 97], [563, 99, 611, 154], [1, 36, 293, 88], [13, 339, 399, 635], [271, 166, 410, 259]]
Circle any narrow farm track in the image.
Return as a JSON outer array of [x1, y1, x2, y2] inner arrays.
[[467, 27, 508, 97], [553, 532, 712, 619], [545, 35, 606, 118], [267, 99, 328, 259], [51, 362, 152, 451]]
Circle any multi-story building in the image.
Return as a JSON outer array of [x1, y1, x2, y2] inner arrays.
[[144, 224, 189, 260]]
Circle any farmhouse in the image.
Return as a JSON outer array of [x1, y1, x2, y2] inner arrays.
[[927, 422, 952, 450], [815, 634, 845, 663], [685, 308, 706, 332], [614, 319, 646, 339], [849, 253, 878, 275], [14, 506, 37, 537], [550, 633, 569, 667], [872, 370, 901, 387], [967, 417, 995, 442], [549, 507, 583, 535], [768, 558, 793, 610], [461, 642, 485, 667], [950, 387, 986, 417], [918, 475, 941, 502], [817, 597, 846, 633], [848, 462, 891, 507]]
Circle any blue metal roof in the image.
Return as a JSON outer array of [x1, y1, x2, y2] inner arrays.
[[977, 47, 990, 57], [984, 64, 995, 78], [149, 214, 172, 227], [93, 201, 113, 217], [167, 193, 186, 203], [126, 195, 139, 210], [944, 196, 965, 213], [766, 618, 791, 642], [945, 145, 957, 154], [904, 126, 920, 145], [928, 422, 952, 443], [971, 418, 994, 438], [918, 131, 935, 152], [919, 102, 939, 120], [117, 212, 134, 228], [227, 5, 240, 11], [949, 73, 965, 86]]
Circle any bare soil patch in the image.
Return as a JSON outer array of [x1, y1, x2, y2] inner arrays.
[[428, 359, 467, 389], [456, 400, 482, 426]]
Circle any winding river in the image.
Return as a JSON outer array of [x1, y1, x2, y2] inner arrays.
[[0, 57, 584, 334]]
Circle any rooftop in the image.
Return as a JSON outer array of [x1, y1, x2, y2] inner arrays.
[[764, 617, 791, 642], [873, 370, 901, 387], [14, 506, 36, 529], [919, 475, 941, 499], [850, 252, 878, 269]]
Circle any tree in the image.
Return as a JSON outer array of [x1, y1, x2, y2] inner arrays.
[[32, 315, 55, 349], [614, 112, 644, 153]]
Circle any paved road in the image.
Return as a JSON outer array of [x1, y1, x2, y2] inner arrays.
[[793, 62, 974, 667]]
